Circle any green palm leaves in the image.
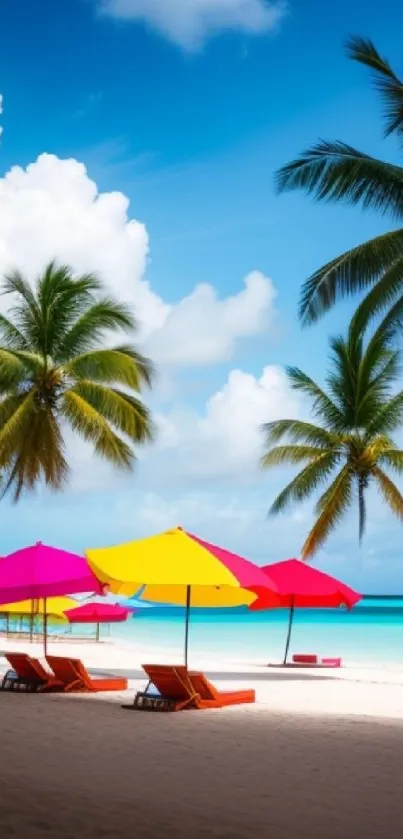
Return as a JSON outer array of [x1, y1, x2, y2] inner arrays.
[[276, 38, 403, 326], [0, 261, 154, 499], [262, 316, 403, 558]]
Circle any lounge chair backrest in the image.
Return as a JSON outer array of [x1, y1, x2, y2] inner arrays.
[[188, 672, 218, 700], [142, 665, 195, 701], [46, 655, 81, 685], [6, 653, 48, 682], [72, 659, 93, 687]]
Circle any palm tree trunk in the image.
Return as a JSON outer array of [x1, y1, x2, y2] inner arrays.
[[358, 475, 367, 542]]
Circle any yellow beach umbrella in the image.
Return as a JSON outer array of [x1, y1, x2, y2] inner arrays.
[[0, 596, 77, 623], [86, 526, 279, 664]]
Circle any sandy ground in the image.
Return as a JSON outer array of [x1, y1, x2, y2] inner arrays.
[[2, 638, 403, 838]]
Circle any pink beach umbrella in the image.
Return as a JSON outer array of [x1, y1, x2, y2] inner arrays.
[[250, 558, 361, 664], [0, 542, 104, 655], [64, 601, 132, 642]]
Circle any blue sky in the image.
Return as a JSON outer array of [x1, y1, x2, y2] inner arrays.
[[0, 0, 402, 591]]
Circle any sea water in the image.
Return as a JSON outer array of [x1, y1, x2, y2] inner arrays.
[[7, 597, 402, 665], [107, 597, 403, 665]]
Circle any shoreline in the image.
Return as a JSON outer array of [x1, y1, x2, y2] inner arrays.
[[2, 635, 403, 721]]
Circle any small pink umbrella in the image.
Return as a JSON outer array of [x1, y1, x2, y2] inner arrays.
[[64, 601, 132, 642], [0, 542, 104, 655], [250, 558, 361, 663]]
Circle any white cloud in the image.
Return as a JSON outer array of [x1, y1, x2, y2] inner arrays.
[[145, 364, 301, 484], [99, 0, 286, 50], [0, 153, 276, 366], [61, 363, 299, 493], [146, 272, 277, 367]]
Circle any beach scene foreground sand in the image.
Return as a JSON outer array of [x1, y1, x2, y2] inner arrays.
[[2, 638, 403, 838]]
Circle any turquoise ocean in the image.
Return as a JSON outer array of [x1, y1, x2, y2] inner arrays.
[[4, 597, 403, 664], [106, 597, 403, 665]]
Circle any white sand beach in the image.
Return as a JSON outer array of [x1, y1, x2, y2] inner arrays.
[[1, 637, 403, 838]]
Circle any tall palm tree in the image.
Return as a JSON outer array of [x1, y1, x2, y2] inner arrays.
[[276, 37, 403, 327], [0, 261, 154, 499], [261, 312, 403, 558]]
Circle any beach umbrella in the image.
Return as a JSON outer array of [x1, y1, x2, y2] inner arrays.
[[64, 601, 131, 642], [250, 558, 361, 664], [0, 596, 77, 639], [86, 526, 279, 666], [0, 542, 104, 656]]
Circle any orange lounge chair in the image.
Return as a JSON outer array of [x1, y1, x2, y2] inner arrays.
[[124, 664, 205, 711], [189, 671, 255, 706], [124, 665, 254, 711], [1, 653, 62, 692], [46, 656, 128, 692]]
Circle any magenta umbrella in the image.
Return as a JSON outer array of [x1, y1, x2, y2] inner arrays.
[[64, 601, 131, 642], [0, 542, 104, 655]]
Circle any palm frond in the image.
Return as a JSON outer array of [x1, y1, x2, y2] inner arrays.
[[269, 452, 339, 515], [347, 37, 403, 139], [64, 346, 153, 390], [54, 298, 136, 361], [276, 141, 403, 217], [2, 407, 68, 501], [299, 229, 403, 325], [367, 391, 403, 435], [261, 445, 330, 469], [373, 466, 403, 520], [286, 367, 344, 427], [66, 381, 153, 443], [301, 466, 353, 559], [263, 419, 340, 447], [378, 449, 403, 474], [0, 314, 29, 350], [36, 262, 104, 356], [350, 257, 403, 334], [0, 391, 36, 470], [62, 390, 134, 469]]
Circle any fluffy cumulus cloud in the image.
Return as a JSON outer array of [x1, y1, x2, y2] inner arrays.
[[0, 153, 276, 365], [99, 0, 286, 50], [146, 272, 277, 367], [134, 364, 301, 486]]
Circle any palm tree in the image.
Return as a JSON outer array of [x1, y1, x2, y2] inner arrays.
[[276, 37, 403, 327], [0, 261, 154, 499], [261, 312, 403, 558]]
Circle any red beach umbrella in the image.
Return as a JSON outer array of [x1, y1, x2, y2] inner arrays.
[[64, 601, 131, 642], [251, 558, 361, 664]]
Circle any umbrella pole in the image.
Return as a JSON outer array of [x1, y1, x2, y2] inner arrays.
[[96, 623, 100, 643], [184, 585, 191, 668], [283, 597, 295, 665], [29, 599, 35, 643], [43, 597, 48, 658]]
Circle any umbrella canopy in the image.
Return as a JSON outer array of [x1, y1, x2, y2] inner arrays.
[[0, 542, 103, 605], [0, 596, 77, 622], [86, 526, 278, 606], [0, 542, 104, 655], [250, 559, 361, 610], [64, 602, 131, 623], [250, 558, 361, 664], [86, 526, 279, 664]]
